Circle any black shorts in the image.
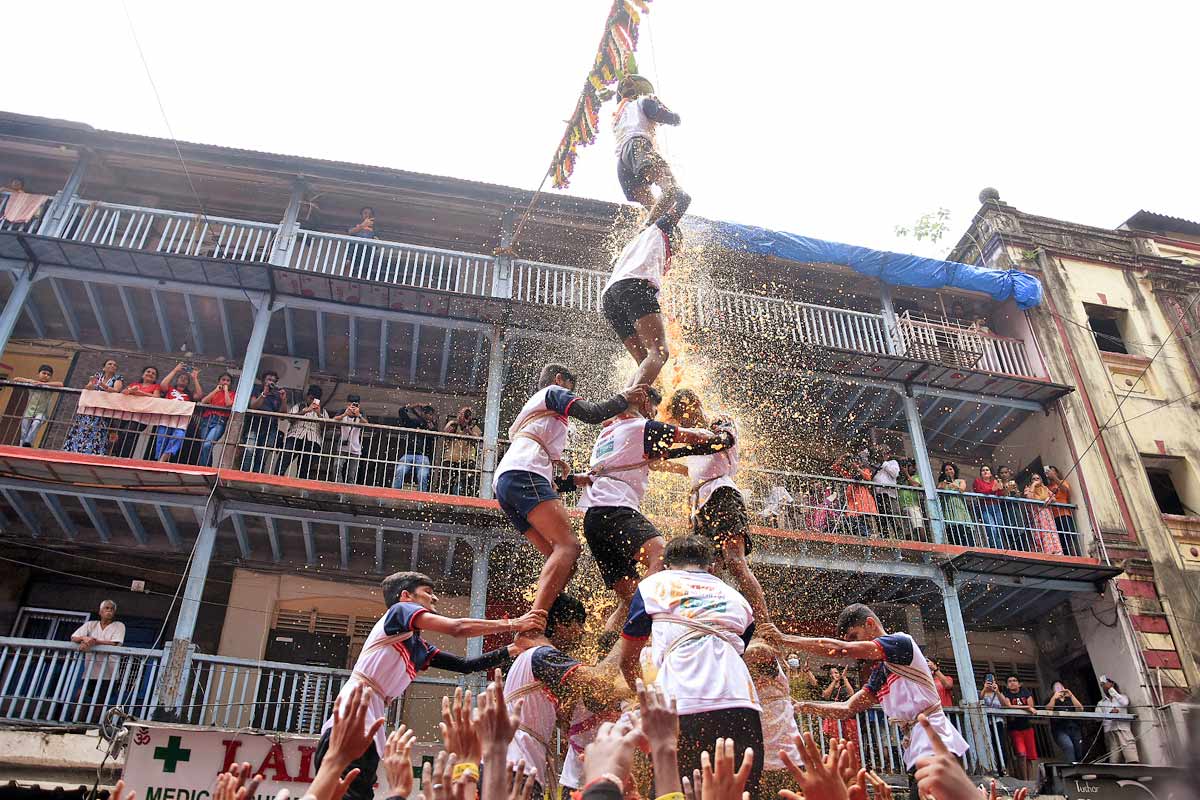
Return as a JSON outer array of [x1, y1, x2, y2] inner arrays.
[[617, 136, 669, 201], [677, 708, 764, 800], [602, 278, 661, 340], [584, 506, 663, 588], [315, 729, 380, 800], [693, 486, 753, 555]]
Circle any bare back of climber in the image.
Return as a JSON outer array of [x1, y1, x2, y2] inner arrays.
[[613, 74, 688, 223]]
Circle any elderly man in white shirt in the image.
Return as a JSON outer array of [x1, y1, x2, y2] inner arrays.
[[71, 600, 126, 720], [1097, 675, 1139, 763]]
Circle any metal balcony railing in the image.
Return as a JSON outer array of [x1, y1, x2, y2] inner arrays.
[[58, 198, 278, 262], [0, 637, 163, 725], [290, 229, 495, 296], [938, 488, 1083, 556], [983, 707, 1138, 769], [0, 191, 50, 233], [894, 311, 1034, 378]]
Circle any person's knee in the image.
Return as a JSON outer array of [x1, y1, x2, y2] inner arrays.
[[558, 536, 582, 559]]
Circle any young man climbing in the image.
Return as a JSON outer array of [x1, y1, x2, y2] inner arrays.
[[612, 73, 688, 223], [493, 363, 648, 632], [503, 594, 630, 799], [659, 389, 774, 631], [577, 385, 731, 631], [601, 197, 690, 392], [616, 535, 763, 800], [780, 603, 969, 796], [314, 571, 545, 800]]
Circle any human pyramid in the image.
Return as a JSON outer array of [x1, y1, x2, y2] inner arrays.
[[300, 76, 978, 800]]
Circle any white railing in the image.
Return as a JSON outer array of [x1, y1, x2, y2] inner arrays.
[[895, 313, 1035, 378], [290, 229, 495, 296], [58, 198, 278, 262], [938, 488, 1084, 556], [983, 707, 1137, 770], [0, 191, 51, 233], [176, 652, 458, 737], [0, 637, 163, 725], [701, 289, 892, 354], [511, 259, 606, 312]]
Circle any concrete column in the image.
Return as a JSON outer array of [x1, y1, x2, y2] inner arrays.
[[270, 180, 306, 268], [466, 537, 496, 691], [172, 502, 221, 643], [478, 328, 505, 499], [877, 281, 901, 356], [491, 212, 515, 299], [901, 393, 947, 544], [232, 297, 274, 413], [39, 150, 92, 238], [942, 577, 998, 773], [0, 267, 35, 356]]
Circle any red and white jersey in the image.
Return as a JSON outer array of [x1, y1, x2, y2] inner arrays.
[[613, 98, 656, 152], [579, 415, 676, 510], [604, 224, 670, 292], [504, 648, 558, 786], [754, 661, 803, 771], [494, 386, 576, 485], [684, 416, 741, 509], [623, 569, 759, 715]]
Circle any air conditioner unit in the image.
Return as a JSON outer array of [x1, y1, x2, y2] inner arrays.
[[254, 355, 311, 391]]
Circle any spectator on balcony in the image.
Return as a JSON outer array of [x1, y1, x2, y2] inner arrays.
[[820, 666, 860, 766], [152, 364, 202, 463], [761, 484, 794, 527], [277, 385, 329, 480], [938, 462, 973, 546], [1045, 465, 1079, 556], [196, 372, 234, 467], [1000, 674, 1038, 781], [63, 359, 125, 456], [1024, 473, 1063, 555], [332, 394, 368, 485], [122, 365, 161, 397], [872, 444, 901, 537], [898, 460, 926, 540], [71, 599, 125, 721], [392, 403, 437, 492], [349, 206, 376, 239], [242, 370, 288, 473], [113, 364, 163, 458], [442, 406, 482, 496], [1, 177, 51, 227], [996, 463, 1024, 538], [1046, 680, 1085, 762], [972, 465, 1008, 549], [831, 452, 877, 537], [1097, 676, 1138, 763], [927, 658, 955, 706], [13, 364, 63, 447]]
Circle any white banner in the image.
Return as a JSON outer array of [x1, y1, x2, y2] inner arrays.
[[122, 723, 423, 800]]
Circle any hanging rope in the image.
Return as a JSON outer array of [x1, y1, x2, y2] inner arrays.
[[497, 0, 653, 256]]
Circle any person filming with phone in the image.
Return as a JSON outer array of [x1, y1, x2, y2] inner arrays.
[[333, 394, 369, 485], [442, 405, 482, 496], [243, 369, 288, 472]]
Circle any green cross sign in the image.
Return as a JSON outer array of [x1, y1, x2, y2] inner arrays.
[[153, 735, 191, 773]]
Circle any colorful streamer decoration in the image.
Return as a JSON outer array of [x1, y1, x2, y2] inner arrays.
[[550, 0, 652, 189]]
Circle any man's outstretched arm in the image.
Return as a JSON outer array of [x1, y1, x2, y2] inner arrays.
[[776, 634, 883, 661], [797, 687, 876, 720], [428, 645, 516, 674], [415, 608, 546, 639]]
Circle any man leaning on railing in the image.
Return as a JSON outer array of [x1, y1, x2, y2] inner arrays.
[[70, 599, 125, 723]]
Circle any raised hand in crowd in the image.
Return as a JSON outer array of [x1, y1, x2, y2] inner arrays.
[[700, 739, 755, 800], [780, 732, 851, 800], [581, 716, 648, 795], [214, 763, 264, 800], [381, 726, 417, 798], [637, 678, 681, 794], [476, 671, 525, 800], [306, 684, 381, 800], [440, 687, 482, 764], [913, 715, 981, 800], [504, 760, 535, 800], [983, 779, 1028, 800], [847, 769, 893, 800]]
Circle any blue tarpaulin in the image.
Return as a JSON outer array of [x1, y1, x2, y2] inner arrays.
[[686, 218, 1043, 310]]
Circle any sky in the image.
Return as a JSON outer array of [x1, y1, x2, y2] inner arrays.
[[6, 1, 1199, 256]]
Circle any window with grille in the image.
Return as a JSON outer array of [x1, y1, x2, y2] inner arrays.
[[12, 607, 90, 641]]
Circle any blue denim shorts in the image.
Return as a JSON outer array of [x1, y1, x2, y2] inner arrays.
[[495, 470, 559, 533]]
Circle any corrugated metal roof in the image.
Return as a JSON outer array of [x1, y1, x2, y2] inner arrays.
[[1121, 209, 1200, 237]]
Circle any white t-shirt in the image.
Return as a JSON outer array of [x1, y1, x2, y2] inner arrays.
[[865, 632, 969, 769], [754, 660, 803, 771], [761, 485, 794, 518], [1097, 691, 1132, 731], [603, 223, 671, 292], [338, 415, 365, 455], [494, 386, 578, 485], [504, 645, 582, 787], [72, 620, 127, 681], [623, 569, 759, 715], [683, 417, 741, 510], [578, 415, 677, 510], [613, 98, 655, 152], [874, 460, 900, 497]]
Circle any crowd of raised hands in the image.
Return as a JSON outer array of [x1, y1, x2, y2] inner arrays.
[[105, 680, 1028, 800]]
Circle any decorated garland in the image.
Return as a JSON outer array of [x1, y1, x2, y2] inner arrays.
[[550, 0, 652, 189]]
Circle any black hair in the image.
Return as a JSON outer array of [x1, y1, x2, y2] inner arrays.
[[1106, 678, 1121, 691], [662, 535, 714, 569], [538, 363, 575, 389], [381, 571, 434, 605], [980, 463, 995, 473], [141, 365, 159, 378], [666, 388, 702, 423], [545, 594, 587, 637], [836, 603, 879, 638], [347, 394, 361, 403], [262, 370, 279, 381], [1007, 674, 1020, 682], [940, 461, 959, 480], [306, 384, 323, 399], [37, 364, 53, 375], [219, 372, 233, 381], [597, 630, 620, 653], [360, 206, 374, 216], [646, 386, 663, 405]]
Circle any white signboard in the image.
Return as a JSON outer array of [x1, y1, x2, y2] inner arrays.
[[122, 723, 421, 800]]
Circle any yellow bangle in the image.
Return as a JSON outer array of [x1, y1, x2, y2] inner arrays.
[[656, 793, 685, 800], [452, 762, 480, 782]]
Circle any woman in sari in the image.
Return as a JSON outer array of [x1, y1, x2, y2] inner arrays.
[[63, 359, 125, 455]]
